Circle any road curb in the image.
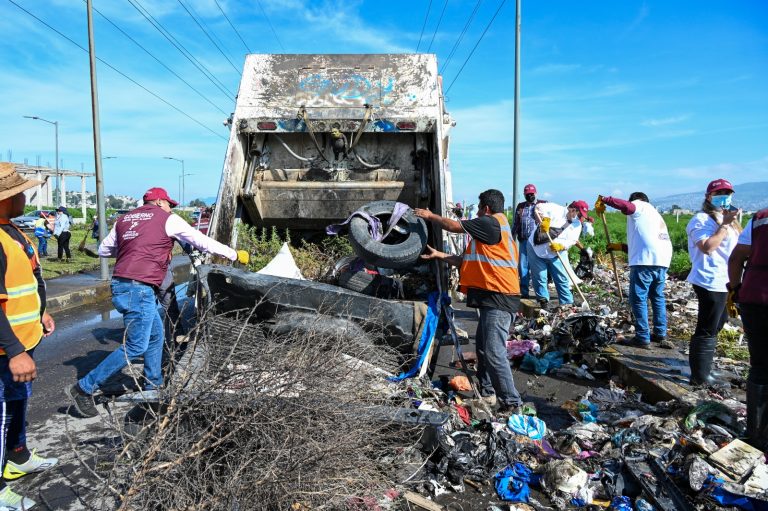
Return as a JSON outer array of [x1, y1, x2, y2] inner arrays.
[[46, 263, 191, 315], [604, 346, 692, 404]]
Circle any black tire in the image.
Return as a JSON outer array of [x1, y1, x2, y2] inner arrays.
[[337, 270, 403, 299], [348, 201, 427, 269]]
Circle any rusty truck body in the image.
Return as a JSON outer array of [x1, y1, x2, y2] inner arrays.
[[208, 53, 455, 250]]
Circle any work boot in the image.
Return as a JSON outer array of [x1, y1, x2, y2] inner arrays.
[[688, 338, 724, 386], [747, 381, 768, 451]]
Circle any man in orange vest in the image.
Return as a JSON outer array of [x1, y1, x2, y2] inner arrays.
[[0, 163, 58, 510], [416, 189, 523, 413]]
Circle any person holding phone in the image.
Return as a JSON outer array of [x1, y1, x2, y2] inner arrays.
[[685, 179, 742, 386]]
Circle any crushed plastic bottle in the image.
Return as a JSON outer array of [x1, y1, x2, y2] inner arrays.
[[635, 499, 654, 511]]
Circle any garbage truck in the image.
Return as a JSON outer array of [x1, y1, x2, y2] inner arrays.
[[208, 53, 455, 255]]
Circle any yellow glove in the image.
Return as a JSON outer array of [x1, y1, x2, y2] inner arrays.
[[726, 284, 740, 318], [595, 195, 606, 215], [540, 217, 551, 233], [549, 242, 565, 252], [236, 250, 250, 265]]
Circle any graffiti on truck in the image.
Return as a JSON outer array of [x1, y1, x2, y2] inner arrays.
[[296, 73, 398, 107]]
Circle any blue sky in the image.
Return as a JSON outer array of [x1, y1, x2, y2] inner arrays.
[[1, 0, 766, 207]]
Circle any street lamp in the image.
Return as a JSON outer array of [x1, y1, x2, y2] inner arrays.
[[163, 157, 191, 207], [23, 115, 59, 206]]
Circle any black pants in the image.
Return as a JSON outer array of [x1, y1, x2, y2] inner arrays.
[[691, 284, 728, 344], [741, 303, 768, 385], [57, 231, 72, 259]]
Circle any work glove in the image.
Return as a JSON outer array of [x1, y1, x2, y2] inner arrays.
[[607, 242, 627, 253], [236, 250, 250, 265], [594, 195, 606, 215], [549, 242, 565, 252], [726, 283, 740, 318], [540, 217, 551, 233]]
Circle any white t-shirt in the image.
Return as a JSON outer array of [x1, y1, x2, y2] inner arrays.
[[529, 203, 582, 259], [626, 201, 673, 267], [738, 218, 752, 245], [686, 212, 740, 292]]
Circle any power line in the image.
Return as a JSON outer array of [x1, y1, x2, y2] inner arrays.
[[440, 0, 483, 74], [89, 2, 229, 115], [213, 0, 251, 53], [7, 0, 228, 141], [415, 0, 433, 52], [426, 0, 449, 53], [255, 0, 284, 52], [176, 0, 241, 74], [126, 0, 235, 100], [445, 0, 507, 94]]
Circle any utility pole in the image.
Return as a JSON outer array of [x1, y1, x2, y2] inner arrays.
[[512, 0, 521, 212], [87, 0, 109, 280]]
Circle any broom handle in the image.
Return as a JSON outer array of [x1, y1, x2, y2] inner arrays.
[[599, 211, 623, 300]]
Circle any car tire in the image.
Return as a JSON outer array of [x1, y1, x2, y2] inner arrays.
[[348, 201, 428, 269]]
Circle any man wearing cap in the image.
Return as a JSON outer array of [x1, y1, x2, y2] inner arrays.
[[0, 163, 58, 510], [527, 200, 588, 308], [595, 192, 673, 348], [511, 184, 547, 298], [67, 187, 249, 418]]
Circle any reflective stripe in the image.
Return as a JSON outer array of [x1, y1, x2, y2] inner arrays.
[[463, 253, 518, 268], [7, 311, 41, 326], [6, 283, 37, 298]]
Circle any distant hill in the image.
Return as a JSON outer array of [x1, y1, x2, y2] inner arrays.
[[654, 181, 768, 213]]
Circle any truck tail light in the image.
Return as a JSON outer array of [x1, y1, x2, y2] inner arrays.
[[396, 121, 416, 130], [257, 121, 277, 130]]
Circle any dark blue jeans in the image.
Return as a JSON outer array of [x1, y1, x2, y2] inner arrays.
[[79, 278, 164, 394], [518, 239, 531, 298], [36, 236, 48, 256], [476, 307, 522, 407], [628, 266, 668, 342]]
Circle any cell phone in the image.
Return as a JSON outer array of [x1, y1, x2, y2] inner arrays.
[[728, 205, 739, 212]]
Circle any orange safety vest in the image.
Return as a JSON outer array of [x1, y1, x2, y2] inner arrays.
[[0, 222, 43, 355], [459, 213, 520, 295]]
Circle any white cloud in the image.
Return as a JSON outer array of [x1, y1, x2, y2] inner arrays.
[[641, 115, 689, 127]]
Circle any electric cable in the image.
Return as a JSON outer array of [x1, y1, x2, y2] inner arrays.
[[89, 2, 229, 115], [415, 0, 433, 52], [445, 0, 507, 95], [426, 0, 449, 53], [440, 0, 482, 74], [7, 0, 228, 141], [127, 0, 235, 99], [213, 0, 251, 53], [255, 0, 285, 51], [176, 0, 241, 74]]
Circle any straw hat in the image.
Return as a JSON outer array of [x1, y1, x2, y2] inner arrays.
[[0, 162, 42, 203]]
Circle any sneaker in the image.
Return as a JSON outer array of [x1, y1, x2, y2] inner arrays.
[[0, 485, 35, 510], [497, 403, 521, 417], [3, 450, 58, 480], [623, 336, 651, 349], [537, 299, 549, 311], [66, 384, 98, 418]]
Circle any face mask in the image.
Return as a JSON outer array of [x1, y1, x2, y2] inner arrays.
[[571, 217, 581, 225], [711, 195, 732, 209], [525, 194, 536, 203]]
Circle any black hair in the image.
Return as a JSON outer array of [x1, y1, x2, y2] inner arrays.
[[478, 189, 505, 214], [628, 192, 649, 203]]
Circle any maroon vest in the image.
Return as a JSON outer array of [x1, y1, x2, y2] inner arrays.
[[740, 208, 768, 305], [112, 204, 174, 287]]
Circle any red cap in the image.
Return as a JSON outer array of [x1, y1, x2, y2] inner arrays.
[[143, 187, 178, 207], [706, 178, 734, 195], [524, 184, 537, 194], [569, 200, 589, 219]]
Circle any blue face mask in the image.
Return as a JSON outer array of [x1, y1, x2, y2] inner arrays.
[[711, 195, 732, 209]]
